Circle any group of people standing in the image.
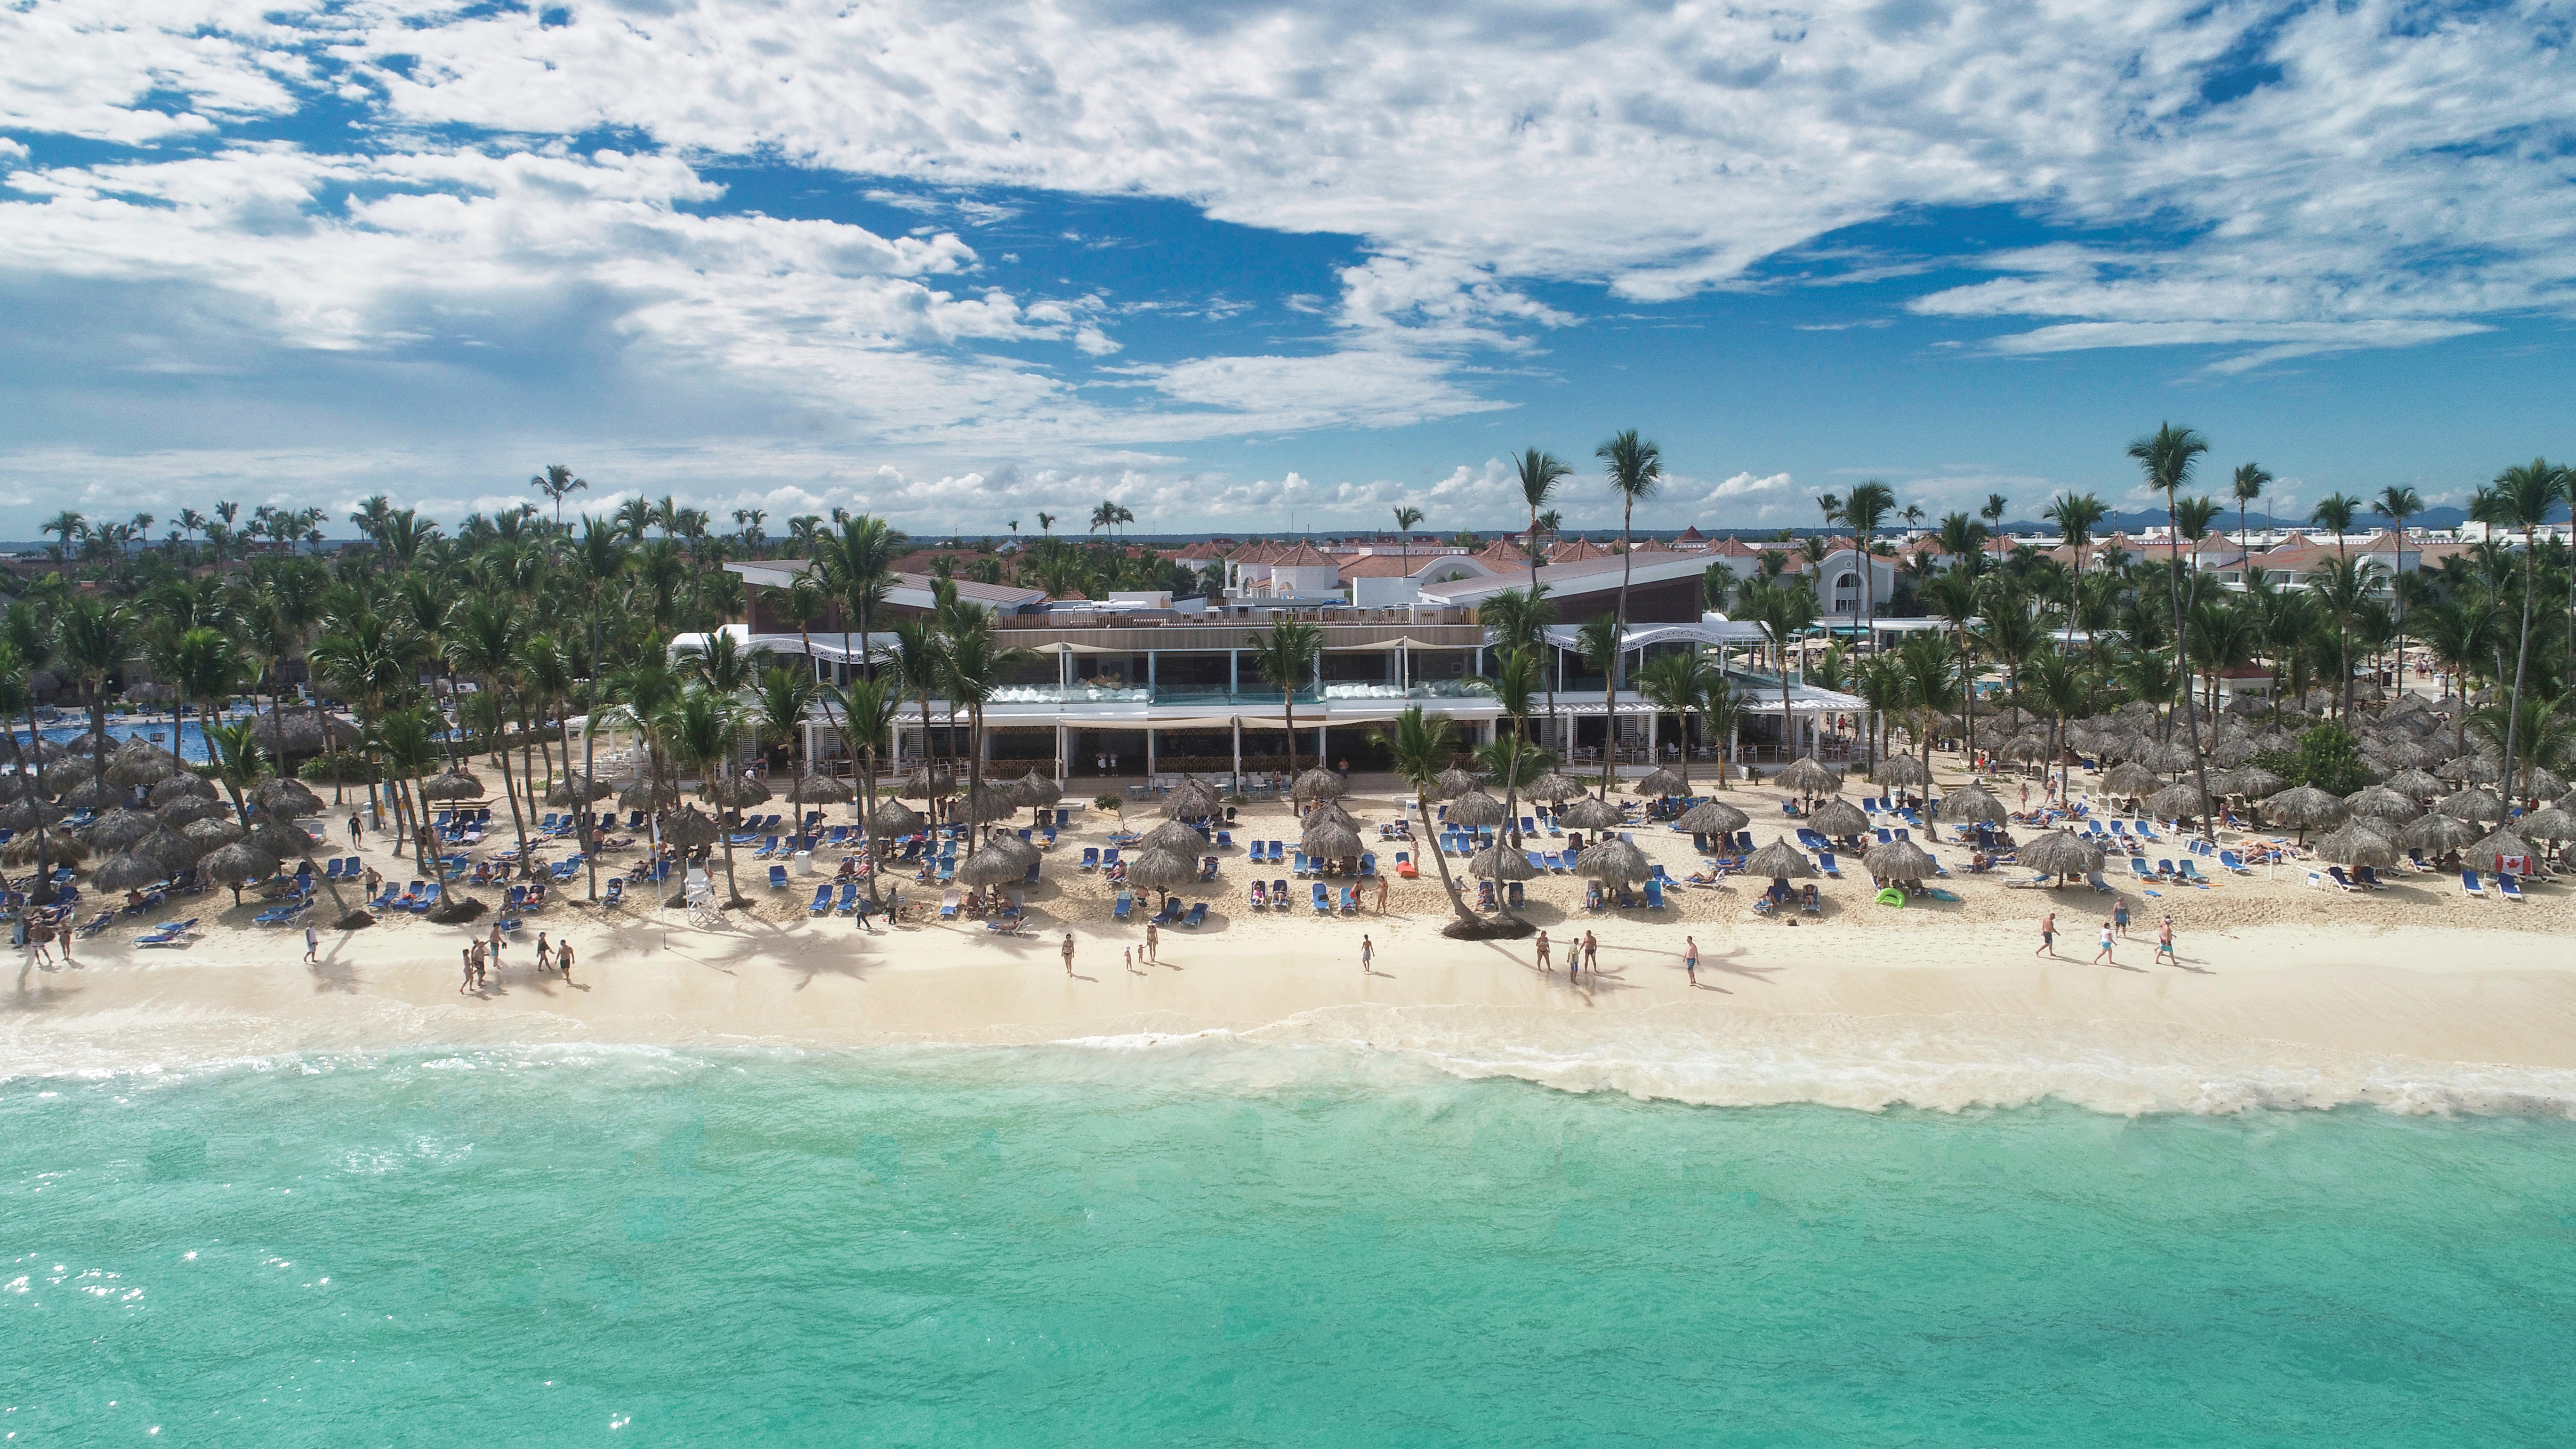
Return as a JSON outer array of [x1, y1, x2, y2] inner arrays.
[[459, 926, 577, 994]]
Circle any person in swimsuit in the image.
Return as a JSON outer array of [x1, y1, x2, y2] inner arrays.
[[1683, 936, 1699, 988], [1535, 929, 1551, 974], [2155, 917, 2177, 966], [1360, 935, 1374, 975], [2036, 911, 2057, 958], [2091, 920, 2115, 965], [557, 939, 576, 986]]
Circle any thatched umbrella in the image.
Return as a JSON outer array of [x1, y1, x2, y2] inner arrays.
[[2469, 828, 2541, 872], [1634, 766, 1690, 798], [105, 744, 183, 789], [421, 768, 486, 801], [1302, 799, 1360, 831], [1739, 835, 1815, 880], [60, 778, 119, 811], [2146, 783, 2212, 822], [0, 833, 82, 866], [1942, 783, 2008, 824], [790, 771, 855, 805], [2400, 812, 2481, 855], [1445, 789, 1509, 829], [1301, 819, 1363, 861], [1576, 836, 1654, 884], [244, 820, 320, 859], [130, 825, 205, 873], [1674, 799, 1750, 837], [2367, 736, 2432, 770], [91, 851, 170, 892], [1431, 766, 1482, 800], [980, 830, 1041, 869], [705, 774, 772, 815], [82, 807, 158, 851], [2312, 821, 2399, 869], [1141, 819, 1209, 855], [1871, 755, 1929, 789], [2438, 753, 2500, 783], [156, 795, 231, 829], [1810, 797, 1870, 840], [2215, 765, 2286, 800], [1774, 756, 1841, 796], [954, 782, 1020, 824], [2437, 786, 2505, 823], [1524, 771, 1590, 805], [2204, 737, 2256, 770], [2018, 829, 2103, 881], [658, 806, 720, 849], [545, 772, 615, 806], [1162, 778, 1222, 820], [1123, 845, 1199, 903], [1556, 796, 1626, 831], [2250, 729, 2300, 756], [869, 797, 924, 838], [955, 846, 1028, 886], [618, 774, 680, 811], [250, 777, 325, 819], [1012, 770, 1064, 809], [2343, 785, 2422, 822], [2004, 732, 2052, 765], [2223, 693, 2273, 716], [2526, 767, 2571, 800], [896, 766, 953, 800], [2383, 768, 2445, 799], [1468, 844, 1540, 880], [1290, 767, 1348, 802], [1862, 837, 1934, 883], [0, 798, 64, 833], [181, 816, 245, 852], [41, 760, 96, 796], [200, 841, 280, 905], [2515, 805, 2576, 842], [2263, 786, 2350, 835], [244, 708, 362, 753]]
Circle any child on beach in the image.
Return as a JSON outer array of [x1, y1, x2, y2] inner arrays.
[[2092, 920, 2116, 965], [303, 923, 319, 965]]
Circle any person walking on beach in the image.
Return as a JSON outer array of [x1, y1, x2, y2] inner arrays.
[[348, 812, 363, 848], [2091, 919, 2115, 966], [1377, 875, 1390, 913], [1582, 931, 1599, 978], [557, 939, 577, 986], [1061, 933, 1076, 976], [536, 932, 554, 974], [1144, 920, 1159, 965], [1683, 935, 1699, 989], [2155, 917, 2177, 966], [2113, 900, 2130, 938], [1360, 934, 1375, 975], [488, 922, 507, 971], [1535, 929, 1551, 974], [853, 893, 874, 932], [2035, 911, 2057, 958], [303, 922, 319, 965], [461, 947, 476, 994]]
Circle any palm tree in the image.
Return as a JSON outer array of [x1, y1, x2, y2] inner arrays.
[[2175, 497, 2224, 576], [443, 597, 533, 871], [1391, 505, 1425, 562], [1574, 615, 1624, 792], [1840, 481, 1896, 635], [751, 666, 821, 829], [2043, 491, 2108, 653], [2222, 462, 2269, 553], [884, 617, 950, 804], [1921, 566, 1981, 763], [1594, 429, 1662, 709], [0, 630, 58, 903], [1248, 621, 1323, 780], [1380, 706, 1480, 931], [2310, 492, 2362, 563], [1895, 632, 1961, 783], [2022, 646, 2087, 800], [1637, 649, 1711, 787], [833, 676, 900, 905], [2127, 421, 2217, 840], [1739, 578, 1818, 767], [664, 685, 750, 905], [1937, 512, 1989, 575], [936, 605, 1037, 861], [2370, 484, 2425, 679], [54, 594, 135, 792], [1815, 493, 1842, 534], [530, 465, 586, 528], [1980, 494, 2010, 536], [2474, 459, 2566, 799]]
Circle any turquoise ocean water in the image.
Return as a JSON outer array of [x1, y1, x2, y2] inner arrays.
[[6, 1042, 2575, 1446]]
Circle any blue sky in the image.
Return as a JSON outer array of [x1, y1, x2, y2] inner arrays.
[[1, 0, 2571, 540]]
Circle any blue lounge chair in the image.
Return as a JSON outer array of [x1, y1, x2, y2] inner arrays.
[[1545, 815, 1562, 837], [137, 918, 197, 947], [1475, 880, 1496, 911], [2354, 865, 2385, 890], [1340, 886, 1359, 915], [766, 864, 789, 890], [322, 858, 344, 879], [1079, 847, 1100, 871], [2175, 860, 2210, 886], [2110, 821, 2130, 839], [1199, 856, 1219, 882], [604, 879, 624, 907], [1215, 830, 1232, 849], [1101, 849, 1120, 871], [1113, 890, 1133, 921], [1311, 883, 1331, 914], [2462, 869, 2485, 898], [2500, 874, 2526, 902], [2219, 850, 2249, 874], [1272, 878, 1288, 905], [1182, 901, 1208, 928], [2085, 871, 2115, 894], [1817, 851, 1840, 877], [1520, 816, 1538, 837], [1643, 878, 1666, 909], [1796, 828, 1828, 852], [2129, 857, 2155, 880], [1735, 831, 1755, 853], [833, 883, 860, 914], [1876, 828, 1894, 845], [1358, 852, 1377, 876], [938, 889, 961, 920], [807, 884, 833, 915], [1292, 850, 1311, 877]]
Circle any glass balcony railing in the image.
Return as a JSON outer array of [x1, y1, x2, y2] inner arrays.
[[982, 680, 1492, 707]]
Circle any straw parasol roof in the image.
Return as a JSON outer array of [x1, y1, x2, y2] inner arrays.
[[1302, 799, 1360, 831], [705, 774, 773, 811], [2383, 768, 2445, 798], [199, 841, 279, 895], [2438, 753, 2500, 782], [2469, 827, 2539, 868], [1862, 837, 1935, 883], [41, 760, 95, 796], [1942, 783, 2008, 824], [2366, 736, 2432, 769], [1524, 771, 1590, 804], [91, 851, 170, 892], [133, 825, 206, 870], [954, 781, 1020, 824], [251, 777, 325, 818], [148, 773, 217, 805], [954, 846, 1029, 886], [1870, 755, 1929, 788], [2146, 783, 2209, 821], [1141, 819, 1209, 855], [1445, 789, 1509, 828], [2214, 765, 2286, 800], [2526, 767, 2571, 800], [1162, 778, 1222, 819], [618, 774, 680, 810], [2019, 829, 2103, 879], [980, 829, 1041, 868], [2343, 785, 2422, 821], [244, 820, 319, 858], [1301, 819, 1363, 860], [1576, 836, 1654, 884], [2400, 813, 2481, 853], [2204, 738, 2255, 769], [243, 708, 363, 752], [1739, 835, 1815, 880], [869, 798, 923, 837], [0, 798, 63, 833], [2312, 821, 2399, 868], [59, 778, 118, 811], [82, 807, 159, 850], [1774, 756, 1842, 795], [181, 816, 245, 852], [657, 806, 720, 848], [1674, 799, 1749, 837], [0, 833, 82, 866], [105, 744, 183, 788], [1432, 766, 1482, 800], [1002, 769, 1060, 809], [420, 768, 486, 801], [2004, 732, 2052, 764], [1123, 845, 1200, 898], [2515, 805, 2576, 841], [788, 771, 854, 804], [1556, 796, 1626, 830], [1634, 766, 1690, 798], [2263, 785, 2350, 829], [545, 772, 615, 805], [2437, 786, 2505, 823], [1290, 767, 1349, 801], [896, 766, 954, 800], [1810, 797, 1870, 839], [1468, 844, 1540, 880]]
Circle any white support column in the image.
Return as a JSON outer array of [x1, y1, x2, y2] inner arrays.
[[1229, 650, 1239, 695], [1055, 723, 1068, 782], [1145, 727, 1156, 780], [1646, 708, 1658, 761], [1231, 719, 1242, 786]]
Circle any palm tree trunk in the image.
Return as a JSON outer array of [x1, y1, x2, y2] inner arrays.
[[23, 702, 54, 905], [1417, 785, 1479, 928], [2506, 531, 2537, 802], [1530, 514, 1556, 748], [859, 743, 884, 908], [2167, 496, 2216, 842], [488, 683, 531, 868]]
